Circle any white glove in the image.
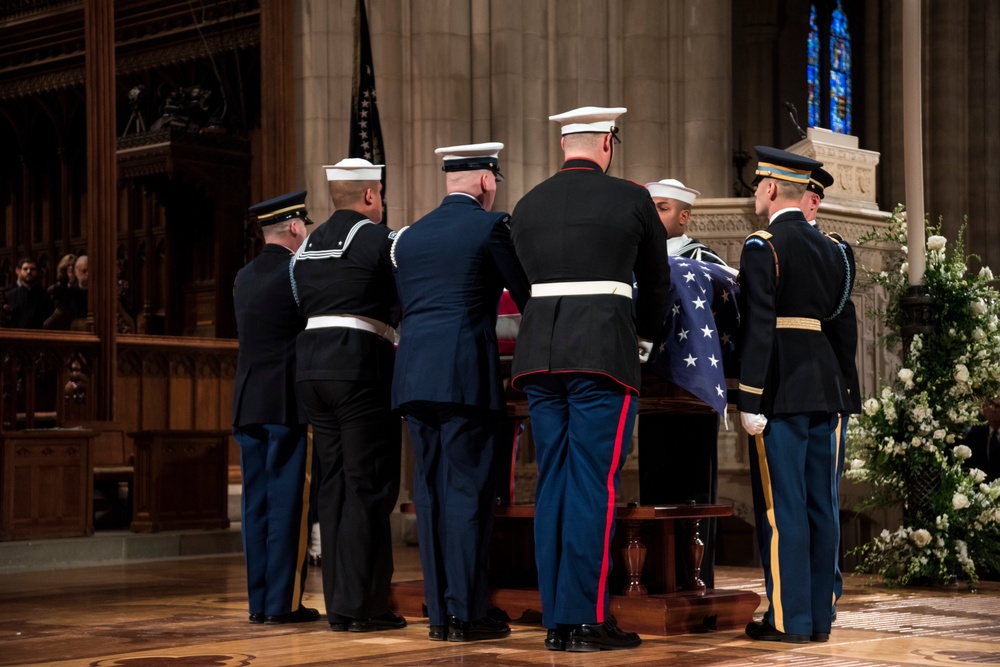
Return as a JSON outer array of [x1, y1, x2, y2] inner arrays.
[[638, 338, 653, 364], [741, 412, 768, 435]]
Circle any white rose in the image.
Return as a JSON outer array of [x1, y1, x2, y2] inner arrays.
[[954, 364, 970, 383], [972, 299, 987, 315], [954, 444, 972, 460], [953, 492, 970, 510], [850, 458, 865, 470], [898, 368, 915, 384], [974, 328, 986, 341], [864, 398, 880, 416], [980, 266, 994, 281], [927, 235, 947, 251], [933, 429, 947, 441], [901, 261, 909, 274], [947, 434, 956, 444], [970, 468, 987, 484], [911, 529, 932, 547], [901, 245, 908, 255]]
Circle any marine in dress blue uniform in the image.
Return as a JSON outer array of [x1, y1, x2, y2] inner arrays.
[[739, 147, 854, 644], [392, 143, 530, 642], [232, 191, 318, 625], [801, 166, 861, 613], [293, 159, 405, 633], [510, 107, 670, 652]]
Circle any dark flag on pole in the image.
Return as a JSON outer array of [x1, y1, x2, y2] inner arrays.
[[350, 0, 387, 221]]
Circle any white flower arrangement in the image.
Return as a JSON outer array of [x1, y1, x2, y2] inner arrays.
[[846, 206, 1000, 586]]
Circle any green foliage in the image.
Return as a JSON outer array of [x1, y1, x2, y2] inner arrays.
[[847, 205, 1000, 586]]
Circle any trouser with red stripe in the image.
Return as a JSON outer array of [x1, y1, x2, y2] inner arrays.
[[523, 372, 637, 629]]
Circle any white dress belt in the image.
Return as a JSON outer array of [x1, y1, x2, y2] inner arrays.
[[306, 315, 395, 342], [531, 280, 633, 299]]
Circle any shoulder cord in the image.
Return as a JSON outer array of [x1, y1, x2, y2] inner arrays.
[[824, 242, 852, 322], [289, 254, 300, 307], [390, 225, 410, 268]]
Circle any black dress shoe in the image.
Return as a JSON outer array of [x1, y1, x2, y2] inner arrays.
[[447, 615, 511, 641], [745, 620, 809, 644], [264, 607, 320, 624], [428, 623, 448, 641], [348, 610, 407, 632], [307, 554, 322, 567], [565, 619, 641, 652], [249, 613, 265, 624], [545, 628, 567, 650], [811, 632, 830, 642]]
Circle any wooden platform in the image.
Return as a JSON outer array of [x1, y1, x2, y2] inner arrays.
[[3, 548, 1000, 666]]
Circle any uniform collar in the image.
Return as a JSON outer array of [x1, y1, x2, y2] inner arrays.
[[560, 158, 603, 172], [769, 207, 805, 225], [261, 243, 295, 255], [666, 234, 691, 257], [443, 192, 483, 208]]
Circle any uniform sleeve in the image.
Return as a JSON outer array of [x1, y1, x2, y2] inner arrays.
[[488, 214, 531, 311], [633, 195, 670, 340], [378, 228, 402, 327], [737, 236, 778, 414], [822, 239, 860, 413]]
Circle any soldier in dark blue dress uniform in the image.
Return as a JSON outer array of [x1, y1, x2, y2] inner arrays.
[[739, 147, 854, 644], [801, 166, 861, 617], [392, 143, 530, 643], [292, 158, 405, 633], [232, 190, 318, 625], [510, 107, 670, 652]]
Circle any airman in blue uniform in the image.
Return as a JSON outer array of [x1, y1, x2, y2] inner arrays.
[[739, 147, 854, 644], [232, 190, 318, 625], [392, 143, 530, 642], [510, 107, 670, 652]]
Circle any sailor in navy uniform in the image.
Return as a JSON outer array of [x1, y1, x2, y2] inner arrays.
[[739, 147, 854, 644], [292, 158, 405, 633], [232, 190, 318, 625], [800, 166, 861, 615], [510, 107, 670, 652], [638, 177, 730, 590], [392, 142, 530, 643]]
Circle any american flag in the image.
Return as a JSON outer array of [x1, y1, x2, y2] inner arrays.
[[650, 257, 741, 416], [350, 0, 386, 217]]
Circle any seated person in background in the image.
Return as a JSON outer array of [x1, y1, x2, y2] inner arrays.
[[70, 255, 89, 323], [965, 397, 1000, 483], [4, 257, 52, 328], [44, 253, 79, 330]]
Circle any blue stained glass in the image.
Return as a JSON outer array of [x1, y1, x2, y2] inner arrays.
[[808, 5, 820, 127], [829, 1, 852, 134]]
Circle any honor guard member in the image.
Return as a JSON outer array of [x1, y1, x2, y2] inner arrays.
[[392, 142, 530, 643], [799, 166, 860, 618], [638, 178, 730, 591], [510, 107, 670, 652], [233, 190, 318, 625], [739, 146, 854, 644], [292, 158, 405, 633]]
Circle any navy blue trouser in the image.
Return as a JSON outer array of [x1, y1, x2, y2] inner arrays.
[[405, 403, 500, 625], [833, 414, 848, 606], [233, 423, 310, 617], [748, 413, 838, 637], [523, 372, 637, 628]]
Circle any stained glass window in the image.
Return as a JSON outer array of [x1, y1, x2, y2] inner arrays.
[[829, 1, 852, 134], [808, 5, 821, 127]]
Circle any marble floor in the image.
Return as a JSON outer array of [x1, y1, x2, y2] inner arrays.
[[1, 546, 999, 666]]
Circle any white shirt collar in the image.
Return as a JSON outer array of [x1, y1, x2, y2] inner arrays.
[[666, 234, 690, 257]]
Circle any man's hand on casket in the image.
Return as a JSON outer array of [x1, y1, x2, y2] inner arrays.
[[740, 412, 768, 435], [638, 338, 653, 364]]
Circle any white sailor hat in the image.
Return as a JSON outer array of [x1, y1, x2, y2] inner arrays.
[[434, 142, 505, 182], [549, 106, 626, 142], [324, 158, 384, 181], [645, 179, 700, 206]]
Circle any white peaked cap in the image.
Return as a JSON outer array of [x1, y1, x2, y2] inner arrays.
[[548, 106, 627, 135], [434, 142, 504, 161], [645, 179, 700, 205], [324, 158, 384, 181]]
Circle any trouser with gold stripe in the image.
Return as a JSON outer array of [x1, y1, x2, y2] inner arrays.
[[748, 413, 838, 637]]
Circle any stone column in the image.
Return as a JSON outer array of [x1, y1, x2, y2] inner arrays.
[[84, 0, 117, 420], [260, 0, 297, 199]]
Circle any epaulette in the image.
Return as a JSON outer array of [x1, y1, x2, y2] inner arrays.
[[824, 231, 845, 244], [743, 230, 772, 248], [746, 230, 772, 241]]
